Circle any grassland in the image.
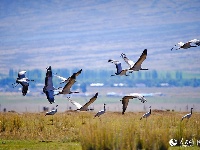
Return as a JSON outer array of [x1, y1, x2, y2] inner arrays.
[[0, 87, 199, 149], [0, 111, 199, 150]]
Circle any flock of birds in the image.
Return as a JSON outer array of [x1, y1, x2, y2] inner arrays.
[[11, 39, 199, 120]]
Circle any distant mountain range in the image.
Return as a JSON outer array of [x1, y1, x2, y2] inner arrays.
[[0, 0, 200, 74]]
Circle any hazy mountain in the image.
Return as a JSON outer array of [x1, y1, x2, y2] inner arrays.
[[0, 0, 200, 74]]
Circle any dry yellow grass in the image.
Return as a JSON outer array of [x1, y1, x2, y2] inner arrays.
[[0, 111, 199, 150]]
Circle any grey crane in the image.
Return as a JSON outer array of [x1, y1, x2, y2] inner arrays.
[[171, 39, 200, 51], [94, 103, 106, 118], [45, 105, 58, 116], [140, 106, 151, 120], [12, 71, 34, 96], [181, 108, 193, 121]]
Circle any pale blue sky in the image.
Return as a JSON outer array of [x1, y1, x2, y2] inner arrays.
[[0, 0, 200, 73]]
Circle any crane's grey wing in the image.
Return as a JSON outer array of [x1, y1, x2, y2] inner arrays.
[[62, 78, 76, 93], [80, 92, 98, 110], [131, 49, 147, 70], [44, 66, 55, 103], [45, 66, 54, 89], [65, 69, 82, 83], [44, 90, 55, 104], [116, 63, 122, 74], [61, 72, 77, 93], [108, 59, 122, 74], [124, 95, 136, 99], [122, 96, 130, 114], [45, 76, 54, 90], [44, 66, 54, 91]]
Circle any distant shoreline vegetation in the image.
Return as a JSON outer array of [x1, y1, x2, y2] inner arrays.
[[0, 69, 200, 91]]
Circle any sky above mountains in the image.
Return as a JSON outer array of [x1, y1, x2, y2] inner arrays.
[[0, 0, 200, 73]]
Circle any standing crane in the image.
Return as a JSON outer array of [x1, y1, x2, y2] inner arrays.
[[45, 105, 58, 116], [140, 106, 151, 120], [12, 71, 34, 96], [94, 103, 106, 118], [68, 93, 98, 111], [121, 49, 148, 72], [45, 105, 58, 125], [121, 94, 147, 114], [181, 107, 193, 121]]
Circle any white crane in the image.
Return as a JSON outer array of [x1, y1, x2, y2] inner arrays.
[[12, 71, 34, 96], [171, 39, 200, 51], [68, 92, 98, 111], [94, 103, 106, 118], [121, 94, 147, 114], [121, 49, 148, 71], [181, 108, 193, 121], [43, 66, 56, 104], [54, 69, 82, 84], [108, 59, 129, 76], [45, 105, 58, 116], [140, 106, 151, 120]]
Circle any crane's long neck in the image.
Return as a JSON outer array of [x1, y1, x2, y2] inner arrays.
[[191, 108, 193, 114], [55, 106, 58, 112], [149, 108, 151, 114], [104, 105, 106, 111]]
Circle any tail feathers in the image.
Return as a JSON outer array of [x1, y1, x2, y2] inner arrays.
[[181, 117, 185, 121]]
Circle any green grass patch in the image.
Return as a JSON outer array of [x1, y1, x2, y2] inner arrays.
[[0, 140, 82, 150]]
